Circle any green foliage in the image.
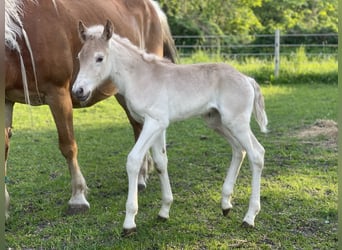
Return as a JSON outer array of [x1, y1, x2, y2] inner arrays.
[[253, 0, 338, 33], [158, 0, 338, 47], [159, 0, 338, 35], [159, 0, 263, 37]]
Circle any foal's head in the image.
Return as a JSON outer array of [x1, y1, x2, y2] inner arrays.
[[72, 20, 113, 103]]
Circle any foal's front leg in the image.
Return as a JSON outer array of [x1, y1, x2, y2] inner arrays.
[[123, 117, 166, 236], [115, 94, 153, 191]]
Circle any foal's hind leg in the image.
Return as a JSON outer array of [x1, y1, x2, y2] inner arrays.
[[227, 122, 265, 227], [47, 86, 89, 213], [220, 132, 246, 216], [151, 131, 173, 220], [204, 111, 246, 216]]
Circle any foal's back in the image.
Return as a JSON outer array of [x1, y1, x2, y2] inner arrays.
[[145, 61, 254, 122]]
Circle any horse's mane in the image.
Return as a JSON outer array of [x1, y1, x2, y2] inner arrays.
[[5, 0, 24, 50], [5, 0, 46, 106], [111, 32, 172, 64], [5, 0, 57, 50]]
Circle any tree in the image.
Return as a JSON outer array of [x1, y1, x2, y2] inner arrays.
[[158, 0, 337, 35]]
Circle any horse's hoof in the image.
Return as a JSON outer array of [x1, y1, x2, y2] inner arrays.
[[138, 183, 146, 192], [222, 208, 231, 217], [241, 221, 255, 228], [121, 227, 137, 237], [66, 204, 89, 215], [157, 215, 168, 222]]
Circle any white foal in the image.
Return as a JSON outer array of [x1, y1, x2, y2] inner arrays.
[[73, 20, 268, 235]]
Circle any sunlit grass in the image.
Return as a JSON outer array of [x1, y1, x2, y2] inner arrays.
[[5, 56, 337, 249], [181, 49, 337, 85]]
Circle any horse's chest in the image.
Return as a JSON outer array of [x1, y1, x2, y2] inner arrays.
[[126, 100, 145, 124], [125, 93, 167, 124]]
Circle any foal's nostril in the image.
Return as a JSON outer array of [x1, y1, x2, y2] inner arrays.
[[73, 86, 90, 102], [76, 87, 84, 97]]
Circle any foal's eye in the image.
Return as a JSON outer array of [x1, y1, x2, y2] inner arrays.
[[96, 56, 104, 63]]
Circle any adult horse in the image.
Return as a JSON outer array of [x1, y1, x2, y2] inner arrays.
[[5, 0, 177, 216]]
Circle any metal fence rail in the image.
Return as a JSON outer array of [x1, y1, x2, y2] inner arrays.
[[173, 31, 338, 59]]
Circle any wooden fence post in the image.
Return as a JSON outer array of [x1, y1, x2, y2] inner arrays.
[[274, 29, 280, 78]]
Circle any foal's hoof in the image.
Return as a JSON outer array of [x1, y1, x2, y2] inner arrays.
[[121, 227, 137, 237], [241, 221, 255, 229], [222, 208, 231, 217], [66, 204, 89, 215], [157, 215, 168, 222], [138, 183, 146, 192]]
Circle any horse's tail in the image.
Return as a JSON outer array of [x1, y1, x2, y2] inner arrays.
[[150, 0, 178, 63], [249, 77, 268, 133]]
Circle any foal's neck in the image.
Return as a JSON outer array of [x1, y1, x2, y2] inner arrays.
[[109, 38, 148, 93]]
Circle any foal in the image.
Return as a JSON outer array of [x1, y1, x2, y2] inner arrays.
[[73, 20, 268, 235]]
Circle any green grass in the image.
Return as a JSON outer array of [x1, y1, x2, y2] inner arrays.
[[181, 49, 338, 85], [5, 58, 337, 248]]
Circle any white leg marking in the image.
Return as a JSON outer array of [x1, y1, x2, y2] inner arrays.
[[68, 171, 90, 208]]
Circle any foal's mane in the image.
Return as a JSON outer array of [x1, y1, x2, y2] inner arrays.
[[111, 31, 172, 64]]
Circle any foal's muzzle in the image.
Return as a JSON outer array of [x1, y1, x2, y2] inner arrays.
[[72, 86, 90, 102]]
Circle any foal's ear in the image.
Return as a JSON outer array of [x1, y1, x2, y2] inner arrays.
[[102, 20, 114, 41], [78, 21, 87, 43]]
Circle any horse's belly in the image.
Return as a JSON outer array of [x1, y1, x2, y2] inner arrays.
[[5, 89, 46, 106]]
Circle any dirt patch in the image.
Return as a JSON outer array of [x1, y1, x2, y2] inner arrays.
[[296, 119, 338, 150]]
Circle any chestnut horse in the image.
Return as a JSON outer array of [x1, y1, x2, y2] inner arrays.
[[5, 0, 176, 216]]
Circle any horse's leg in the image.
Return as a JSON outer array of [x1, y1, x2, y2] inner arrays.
[[241, 131, 265, 226], [4, 128, 11, 219], [226, 121, 265, 227], [123, 117, 165, 236], [5, 100, 14, 219], [115, 94, 153, 191], [219, 131, 246, 216], [46, 86, 89, 213], [203, 110, 246, 216], [151, 130, 173, 220]]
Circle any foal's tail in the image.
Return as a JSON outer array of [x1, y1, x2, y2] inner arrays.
[[249, 77, 268, 133], [150, 0, 178, 63]]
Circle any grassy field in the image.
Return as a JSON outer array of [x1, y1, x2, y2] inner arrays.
[[5, 56, 337, 249]]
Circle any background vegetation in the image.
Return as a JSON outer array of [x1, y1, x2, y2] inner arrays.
[[158, 0, 338, 55], [5, 52, 337, 248], [158, 0, 338, 36]]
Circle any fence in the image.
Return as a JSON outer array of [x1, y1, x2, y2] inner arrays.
[[173, 31, 338, 59], [173, 30, 338, 77]]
